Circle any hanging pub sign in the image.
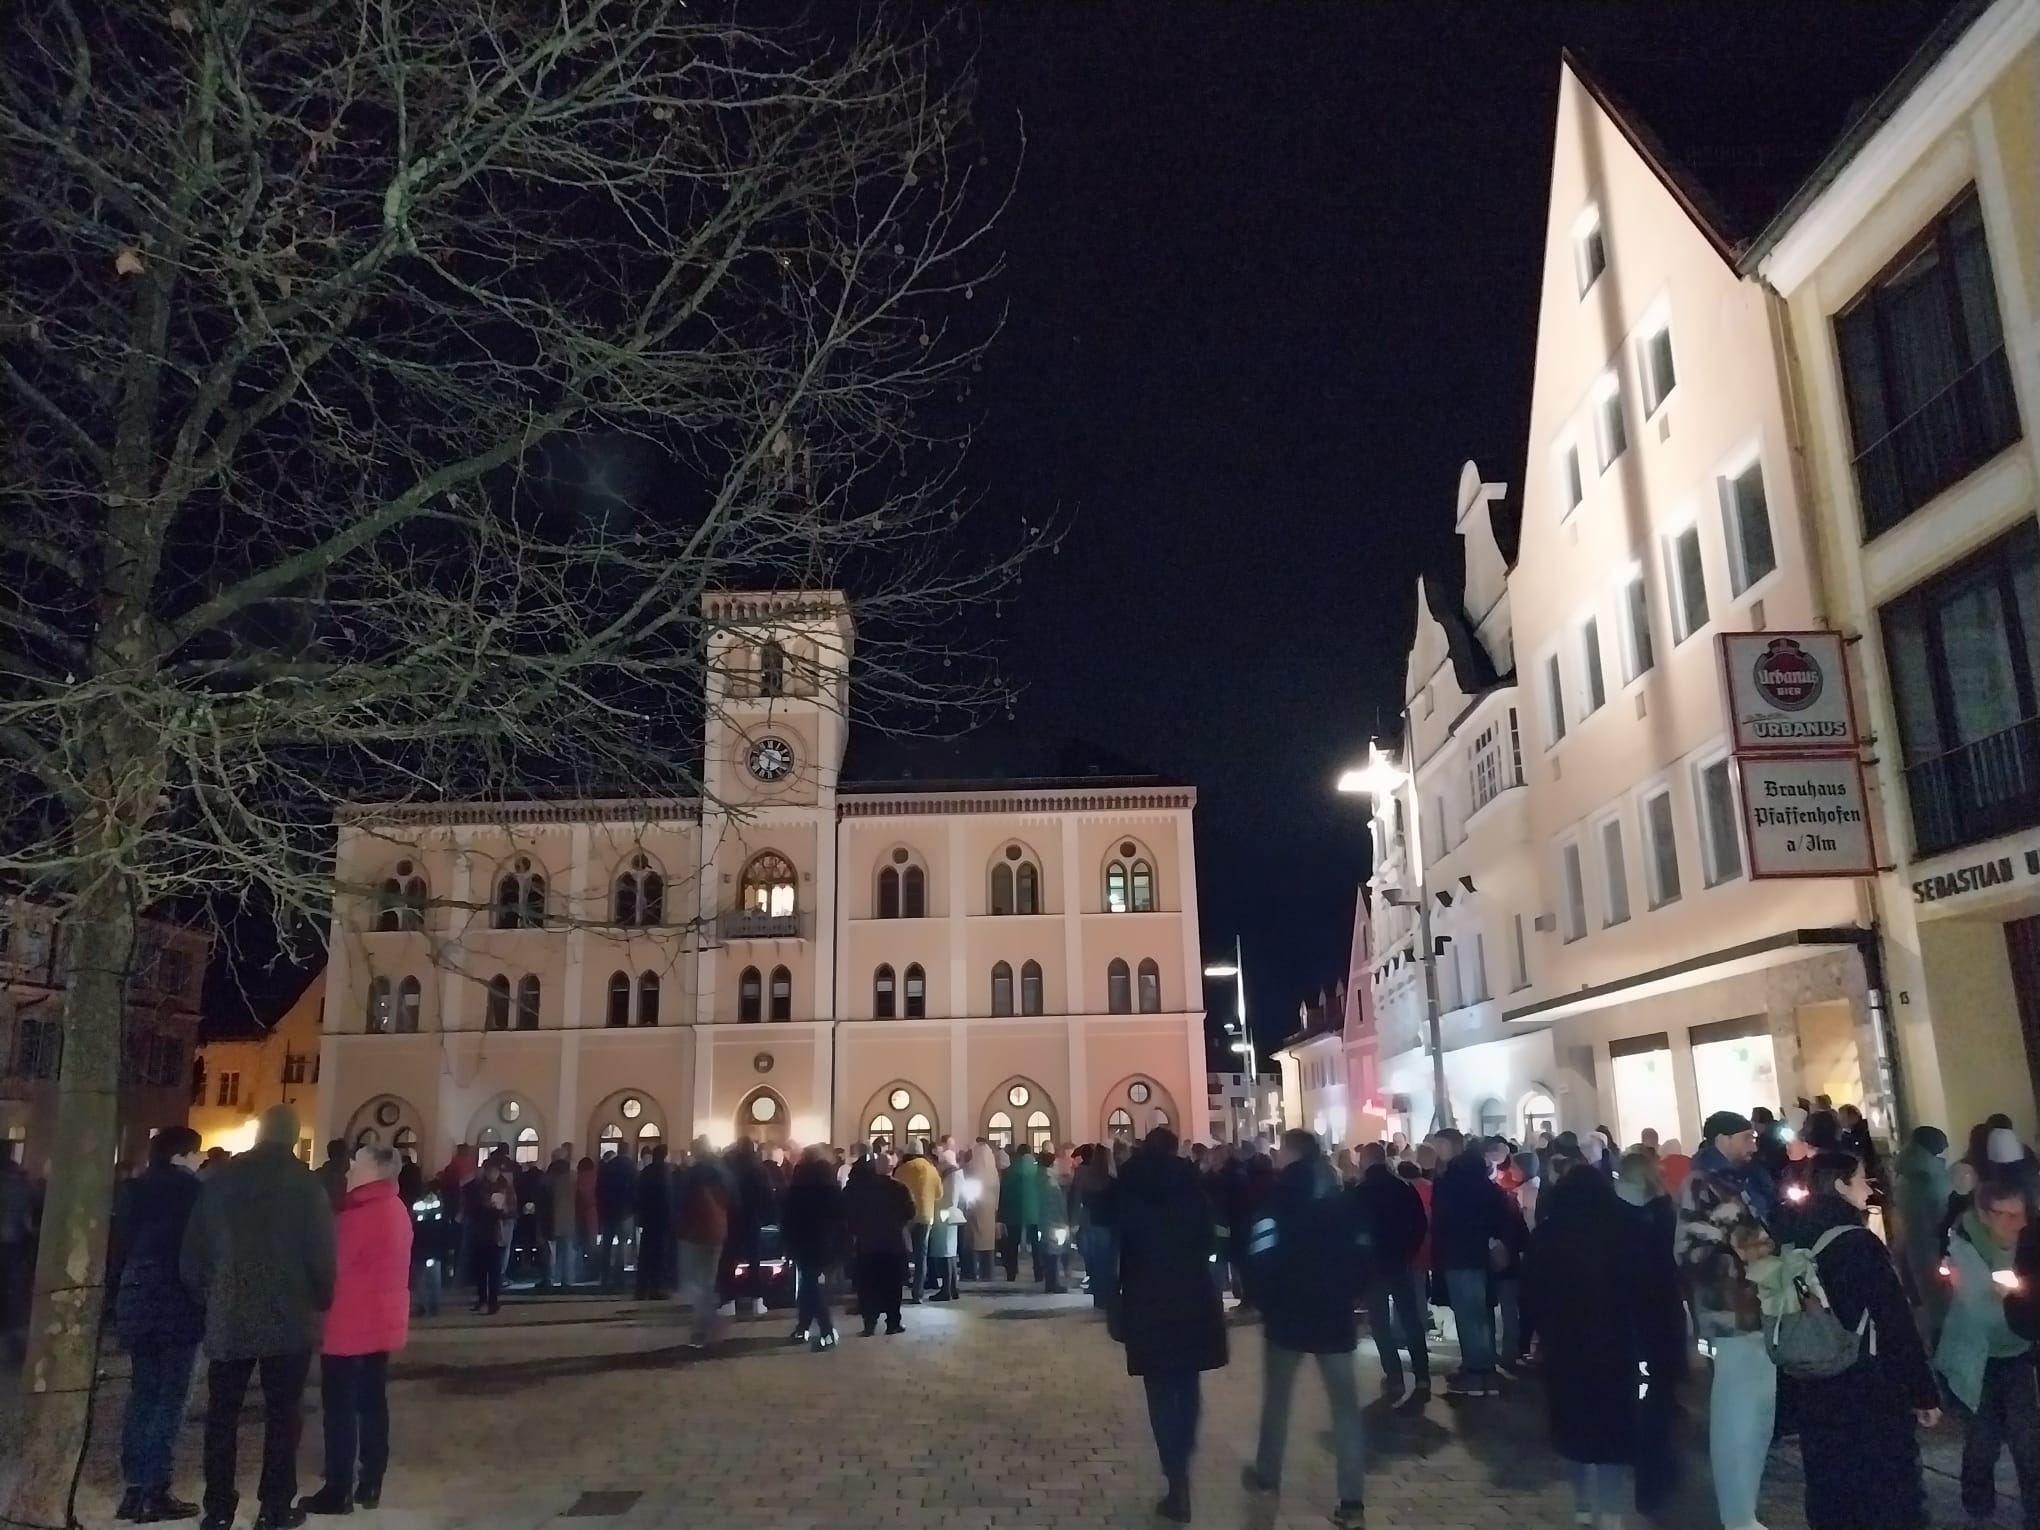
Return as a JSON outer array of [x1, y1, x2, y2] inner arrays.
[[1718, 631, 1859, 754], [1736, 754, 1878, 880]]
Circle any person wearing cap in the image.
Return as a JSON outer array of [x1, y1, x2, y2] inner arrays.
[[1674, 1109, 1777, 1530], [181, 1104, 337, 1530]]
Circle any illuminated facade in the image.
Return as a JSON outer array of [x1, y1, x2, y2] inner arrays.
[[314, 592, 1206, 1165], [191, 974, 325, 1158]]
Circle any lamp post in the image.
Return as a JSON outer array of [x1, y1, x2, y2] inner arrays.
[[1203, 938, 1257, 1142], [1338, 744, 1455, 1132]]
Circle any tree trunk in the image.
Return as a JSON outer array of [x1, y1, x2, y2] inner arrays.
[[2, 879, 137, 1530]]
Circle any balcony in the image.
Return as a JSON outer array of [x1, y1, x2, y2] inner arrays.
[[1905, 715, 2040, 859], [1855, 347, 2022, 539], [718, 910, 806, 941]]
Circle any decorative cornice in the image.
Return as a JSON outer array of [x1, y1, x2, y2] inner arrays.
[[340, 799, 704, 829], [839, 786, 1195, 818]]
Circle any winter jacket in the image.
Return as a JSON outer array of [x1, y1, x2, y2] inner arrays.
[[1247, 1155, 1360, 1355], [1891, 1139, 1953, 1303], [778, 1159, 846, 1268], [634, 1159, 673, 1233], [1673, 1145, 1775, 1337], [595, 1153, 637, 1225], [181, 1141, 336, 1361], [844, 1160, 914, 1254], [114, 1163, 206, 1352], [1112, 1146, 1226, 1377], [929, 1166, 964, 1260], [895, 1155, 942, 1224], [1000, 1153, 1044, 1230], [316, 1154, 350, 1212], [2006, 1221, 2040, 1343], [1792, 1196, 1935, 1417], [1350, 1163, 1426, 1272], [575, 1161, 598, 1241], [542, 1160, 576, 1240], [1430, 1152, 1510, 1271], [324, 1179, 413, 1358], [964, 1150, 1000, 1249], [1934, 1209, 2035, 1411], [675, 1157, 732, 1245]]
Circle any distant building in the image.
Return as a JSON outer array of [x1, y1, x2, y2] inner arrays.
[[1204, 1068, 1279, 1145], [191, 974, 325, 1160], [0, 901, 208, 1168], [1274, 991, 1370, 1144]]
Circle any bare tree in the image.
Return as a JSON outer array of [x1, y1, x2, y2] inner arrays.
[[0, 1, 1030, 1517]]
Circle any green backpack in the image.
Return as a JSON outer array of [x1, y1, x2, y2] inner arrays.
[[1750, 1224, 1874, 1380]]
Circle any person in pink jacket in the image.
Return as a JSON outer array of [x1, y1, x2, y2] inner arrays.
[[301, 1146, 412, 1515]]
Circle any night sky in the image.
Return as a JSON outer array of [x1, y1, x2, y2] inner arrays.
[[960, 1, 1949, 1061]]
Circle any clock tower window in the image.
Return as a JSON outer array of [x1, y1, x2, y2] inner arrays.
[[740, 852, 797, 918]]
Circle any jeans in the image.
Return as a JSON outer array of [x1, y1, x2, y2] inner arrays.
[[1444, 1267, 1495, 1374], [794, 1260, 834, 1338], [1367, 1264, 1430, 1390], [678, 1239, 722, 1340], [1142, 1371, 1202, 1487], [1567, 1460, 1630, 1520], [1087, 1228, 1118, 1311], [202, 1350, 311, 1519], [1961, 1352, 2040, 1524], [973, 1248, 995, 1281], [318, 1352, 390, 1497], [410, 1259, 441, 1317], [121, 1342, 199, 1490], [907, 1222, 931, 1302], [1708, 1330, 1777, 1530], [1496, 1275, 1521, 1363], [1253, 1343, 1367, 1505], [549, 1235, 577, 1288], [597, 1219, 629, 1290]]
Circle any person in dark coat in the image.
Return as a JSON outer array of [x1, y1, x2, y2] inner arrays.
[[778, 1145, 845, 1350], [632, 1144, 674, 1301], [315, 1140, 350, 1212], [181, 1105, 336, 1530], [1430, 1127, 1512, 1396], [721, 1139, 774, 1313], [1350, 1141, 1430, 1403], [1526, 1161, 1679, 1528], [1614, 1149, 1688, 1515], [593, 1148, 637, 1292], [1239, 1130, 1366, 1530], [1796, 1149, 1939, 1530], [1110, 1128, 1226, 1524], [844, 1149, 914, 1336], [115, 1126, 207, 1523]]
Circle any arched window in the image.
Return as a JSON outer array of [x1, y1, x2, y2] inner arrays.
[[395, 976, 422, 1032], [902, 865, 927, 919], [1107, 958, 1132, 1014], [1521, 1089, 1559, 1140], [606, 971, 630, 1028], [394, 1126, 419, 1162], [515, 974, 541, 1030], [492, 857, 546, 929], [1137, 958, 1162, 1013], [903, 963, 926, 1019], [1020, 960, 1044, 1016], [514, 1125, 541, 1165], [990, 862, 1014, 917], [1027, 1110, 1054, 1152], [485, 975, 511, 1030], [637, 971, 660, 1027], [877, 866, 901, 919], [599, 1123, 626, 1159], [1477, 1097, 1507, 1139], [907, 1112, 933, 1144], [873, 964, 896, 1020], [613, 853, 663, 926], [868, 1113, 896, 1148], [373, 861, 428, 931], [1105, 862, 1130, 914], [1015, 861, 1040, 915], [759, 639, 787, 697], [1130, 860, 1155, 912], [769, 965, 792, 1022], [365, 977, 392, 1033], [740, 852, 797, 919], [1107, 1107, 1135, 1142], [986, 1111, 1014, 1150], [990, 844, 1040, 916], [990, 961, 1014, 1017], [738, 966, 762, 1024]]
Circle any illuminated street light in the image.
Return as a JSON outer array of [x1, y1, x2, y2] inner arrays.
[[1336, 742, 1409, 798], [1203, 961, 1241, 978]]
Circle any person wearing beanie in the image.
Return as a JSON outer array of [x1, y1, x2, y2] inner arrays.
[[182, 1104, 337, 1530]]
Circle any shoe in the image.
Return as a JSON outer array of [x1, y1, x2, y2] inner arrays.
[[812, 1331, 838, 1350], [298, 1486, 353, 1517], [930, 1291, 956, 1302], [1155, 1481, 1191, 1523], [860, 1325, 876, 1337], [1377, 1377, 1405, 1403], [1331, 1502, 1366, 1530], [884, 1321, 904, 1335], [116, 1489, 144, 1522], [1239, 1464, 1278, 1497], [353, 1487, 379, 1511], [790, 1327, 811, 1344], [200, 1513, 234, 1530], [255, 1509, 309, 1530], [135, 1491, 199, 1523], [908, 1294, 923, 1304], [1397, 1384, 1432, 1412]]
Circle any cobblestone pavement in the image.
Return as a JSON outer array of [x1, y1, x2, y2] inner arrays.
[[38, 1282, 2023, 1530]]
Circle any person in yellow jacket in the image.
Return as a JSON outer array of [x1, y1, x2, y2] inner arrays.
[[894, 1149, 943, 1305]]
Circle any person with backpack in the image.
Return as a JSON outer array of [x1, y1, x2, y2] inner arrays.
[[1787, 1150, 1937, 1530], [1673, 1111, 1777, 1530], [1935, 1175, 2040, 1527]]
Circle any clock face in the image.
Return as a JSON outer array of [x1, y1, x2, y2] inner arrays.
[[746, 735, 795, 783]]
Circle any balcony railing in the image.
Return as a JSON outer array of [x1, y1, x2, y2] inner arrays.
[[718, 909, 806, 941], [1905, 714, 2040, 858], [1854, 347, 2022, 538]]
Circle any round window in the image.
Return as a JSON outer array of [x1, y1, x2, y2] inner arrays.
[[396, 860, 413, 876], [1007, 1084, 1030, 1108], [501, 1099, 520, 1123], [1119, 840, 1137, 858], [1128, 1080, 1151, 1104], [621, 1097, 643, 1120], [753, 1052, 774, 1074], [892, 848, 910, 864], [1005, 844, 1022, 861], [889, 1087, 912, 1111], [750, 1094, 778, 1123], [374, 1100, 400, 1127]]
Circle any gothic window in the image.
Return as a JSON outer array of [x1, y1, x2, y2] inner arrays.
[[374, 862, 428, 931], [395, 976, 422, 1032], [1107, 958, 1132, 1014], [873, 964, 896, 1019], [902, 865, 927, 918], [740, 853, 797, 918], [1020, 960, 1044, 1015], [738, 966, 762, 1024], [637, 971, 660, 1027], [607, 972, 630, 1028], [485, 975, 511, 1030], [1137, 958, 1162, 1013], [492, 857, 547, 929], [759, 640, 787, 697], [365, 977, 393, 1033], [769, 965, 792, 1022], [515, 974, 541, 1030], [613, 853, 664, 926], [991, 961, 1014, 1017], [877, 866, 901, 919], [904, 963, 926, 1019]]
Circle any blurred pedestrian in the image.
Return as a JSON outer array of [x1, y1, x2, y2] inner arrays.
[[114, 1126, 206, 1524]]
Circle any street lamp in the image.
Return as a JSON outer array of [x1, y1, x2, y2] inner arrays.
[[1203, 938, 1256, 1142], [1338, 741, 1455, 1132]]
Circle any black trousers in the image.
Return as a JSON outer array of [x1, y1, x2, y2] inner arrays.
[[634, 1224, 670, 1300], [855, 1250, 905, 1332], [1962, 1353, 2040, 1528], [319, 1352, 390, 1498], [203, 1350, 311, 1519], [472, 1240, 502, 1310]]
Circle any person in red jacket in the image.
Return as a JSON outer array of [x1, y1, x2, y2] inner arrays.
[[301, 1146, 413, 1515]]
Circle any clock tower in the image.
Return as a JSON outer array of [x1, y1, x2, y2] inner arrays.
[[700, 590, 855, 812]]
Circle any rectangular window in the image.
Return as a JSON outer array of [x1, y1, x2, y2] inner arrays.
[[217, 1071, 240, 1108], [1599, 816, 1631, 926], [1560, 442, 1585, 515], [1544, 653, 1567, 746], [1467, 931, 1490, 1003], [1721, 459, 1777, 595], [1559, 842, 1588, 942], [904, 968, 926, 1019], [1697, 754, 1744, 886], [1835, 188, 2020, 537], [1509, 913, 1529, 991], [1881, 521, 2040, 855], [1581, 617, 1607, 713], [1643, 788, 1682, 908], [1575, 208, 1607, 295], [1595, 378, 1628, 470], [1622, 570, 1656, 681], [1667, 524, 1709, 641], [1438, 940, 1462, 1011], [1640, 320, 1677, 416]]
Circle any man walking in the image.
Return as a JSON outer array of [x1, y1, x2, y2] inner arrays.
[[674, 1137, 731, 1345], [846, 1147, 914, 1336], [1675, 1111, 1778, 1530], [1240, 1130, 1368, 1530], [1430, 1126, 1511, 1397], [1351, 1141, 1430, 1405], [1111, 1128, 1226, 1524], [182, 1105, 335, 1530]]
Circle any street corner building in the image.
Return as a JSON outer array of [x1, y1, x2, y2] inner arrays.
[[312, 592, 1207, 1167]]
